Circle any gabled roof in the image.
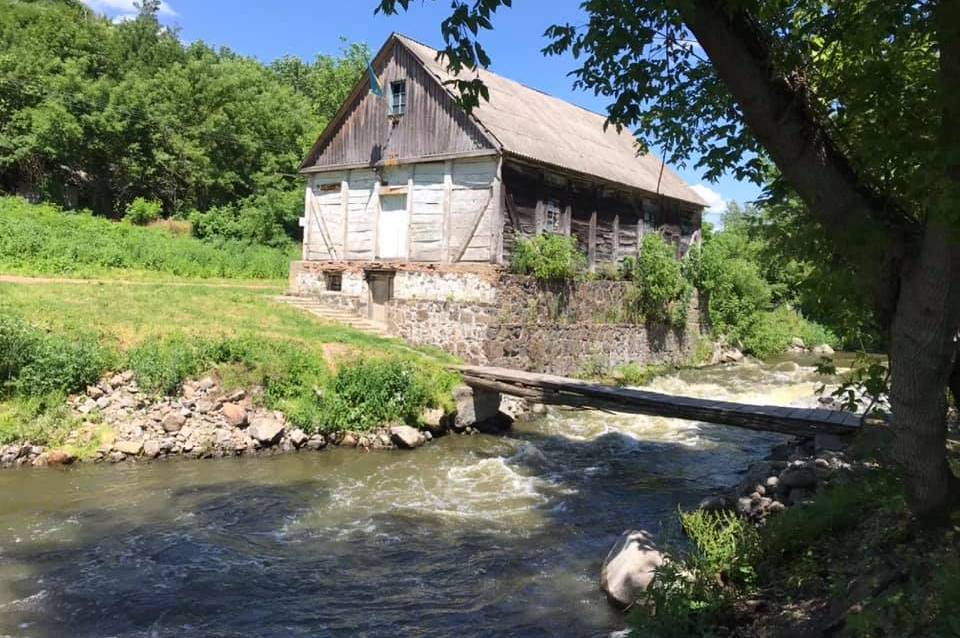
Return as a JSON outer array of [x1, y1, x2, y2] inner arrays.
[[302, 33, 706, 208]]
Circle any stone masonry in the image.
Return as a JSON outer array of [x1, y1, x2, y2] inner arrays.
[[289, 262, 698, 376]]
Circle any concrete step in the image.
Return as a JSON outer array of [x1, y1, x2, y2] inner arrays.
[[274, 295, 391, 337]]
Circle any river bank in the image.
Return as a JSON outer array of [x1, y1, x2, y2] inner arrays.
[[0, 369, 511, 469]]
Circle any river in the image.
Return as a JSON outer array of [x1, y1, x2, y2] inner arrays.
[[0, 357, 832, 637]]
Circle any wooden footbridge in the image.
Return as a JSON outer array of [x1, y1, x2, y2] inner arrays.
[[455, 365, 863, 437]]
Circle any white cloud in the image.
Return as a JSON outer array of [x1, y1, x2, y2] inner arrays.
[[82, 0, 177, 17], [690, 183, 728, 214]]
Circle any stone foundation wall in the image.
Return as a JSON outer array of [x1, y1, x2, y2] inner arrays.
[[289, 261, 699, 375]]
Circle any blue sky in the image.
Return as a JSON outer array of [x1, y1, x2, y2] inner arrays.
[[82, 0, 759, 223]]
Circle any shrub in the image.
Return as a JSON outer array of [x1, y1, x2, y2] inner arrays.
[[12, 333, 113, 397], [0, 314, 39, 384], [0, 314, 113, 397], [632, 509, 759, 637], [124, 197, 162, 225], [318, 357, 438, 432], [0, 393, 76, 446], [189, 187, 301, 248], [126, 334, 257, 395], [510, 234, 586, 281], [624, 233, 692, 326]]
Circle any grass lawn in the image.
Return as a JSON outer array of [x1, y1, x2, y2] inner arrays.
[[0, 279, 416, 353]]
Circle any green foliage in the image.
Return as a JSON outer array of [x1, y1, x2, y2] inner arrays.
[[632, 509, 759, 637], [815, 355, 890, 415], [624, 233, 692, 327], [318, 357, 454, 433], [615, 362, 671, 386], [189, 187, 301, 248], [762, 472, 901, 561], [124, 197, 162, 226], [0, 313, 113, 397], [126, 334, 255, 395], [0, 196, 294, 279], [691, 204, 838, 358], [510, 234, 586, 281], [0, 393, 76, 446], [0, 0, 367, 234]]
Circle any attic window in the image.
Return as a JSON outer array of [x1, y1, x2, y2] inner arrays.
[[389, 80, 406, 116]]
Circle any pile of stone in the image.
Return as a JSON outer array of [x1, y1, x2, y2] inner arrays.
[[787, 337, 835, 355], [1, 371, 508, 469]]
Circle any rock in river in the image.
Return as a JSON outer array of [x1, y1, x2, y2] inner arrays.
[[389, 424, 426, 449], [600, 530, 664, 608], [248, 417, 284, 445]]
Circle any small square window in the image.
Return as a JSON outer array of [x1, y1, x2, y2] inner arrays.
[[544, 200, 562, 233], [324, 272, 342, 292], [389, 80, 406, 116]]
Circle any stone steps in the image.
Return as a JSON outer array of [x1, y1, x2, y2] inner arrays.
[[273, 295, 391, 337]]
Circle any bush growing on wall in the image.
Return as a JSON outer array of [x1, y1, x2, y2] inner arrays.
[[624, 233, 692, 326], [124, 198, 163, 226], [510, 235, 586, 281]]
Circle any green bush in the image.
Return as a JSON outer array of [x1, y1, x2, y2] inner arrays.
[[0, 196, 295, 279], [0, 393, 76, 446], [738, 306, 836, 360], [624, 233, 692, 326], [318, 357, 446, 433], [0, 314, 113, 397], [124, 197, 162, 225], [0, 314, 39, 384], [126, 334, 257, 395], [510, 234, 586, 281], [189, 187, 301, 248], [632, 509, 759, 637]]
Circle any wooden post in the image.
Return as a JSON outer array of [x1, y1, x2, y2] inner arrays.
[[491, 156, 504, 264], [588, 208, 597, 273], [440, 159, 453, 262], [613, 213, 620, 262], [341, 171, 350, 258], [372, 178, 381, 261], [406, 165, 415, 260], [302, 184, 311, 261]]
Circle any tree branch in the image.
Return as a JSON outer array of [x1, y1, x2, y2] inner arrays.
[[682, 0, 921, 324]]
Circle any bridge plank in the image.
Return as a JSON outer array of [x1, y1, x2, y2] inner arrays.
[[453, 364, 861, 437]]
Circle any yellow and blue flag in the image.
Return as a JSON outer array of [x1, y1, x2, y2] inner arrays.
[[367, 60, 383, 97]]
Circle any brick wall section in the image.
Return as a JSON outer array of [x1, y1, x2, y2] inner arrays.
[[289, 261, 698, 375]]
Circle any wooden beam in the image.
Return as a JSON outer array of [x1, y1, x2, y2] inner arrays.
[[405, 165, 415, 260], [613, 213, 620, 262], [452, 187, 494, 263], [491, 156, 504, 264], [372, 179, 382, 261], [455, 365, 863, 438], [341, 171, 350, 256], [588, 207, 597, 273], [440, 159, 453, 262]]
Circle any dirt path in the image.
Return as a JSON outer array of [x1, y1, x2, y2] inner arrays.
[[0, 274, 283, 290]]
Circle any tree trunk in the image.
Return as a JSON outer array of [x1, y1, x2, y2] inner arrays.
[[888, 220, 960, 522], [683, 0, 960, 521]]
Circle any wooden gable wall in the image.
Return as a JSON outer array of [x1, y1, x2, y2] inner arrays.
[[304, 42, 495, 170]]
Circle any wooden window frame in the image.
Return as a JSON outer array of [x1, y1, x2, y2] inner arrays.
[[389, 80, 406, 117]]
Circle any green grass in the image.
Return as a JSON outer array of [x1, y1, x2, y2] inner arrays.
[[0, 196, 297, 280]]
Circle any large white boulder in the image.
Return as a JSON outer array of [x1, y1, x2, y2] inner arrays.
[[248, 417, 285, 446], [600, 530, 664, 608]]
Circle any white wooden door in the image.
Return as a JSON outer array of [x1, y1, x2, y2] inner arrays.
[[378, 194, 408, 259]]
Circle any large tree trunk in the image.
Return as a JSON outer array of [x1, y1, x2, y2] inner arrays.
[[888, 221, 960, 522], [683, 0, 960, 520]]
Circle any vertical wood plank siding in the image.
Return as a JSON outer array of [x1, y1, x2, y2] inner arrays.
[[305, 44, 493, 169], [500, 161, 699, 267]]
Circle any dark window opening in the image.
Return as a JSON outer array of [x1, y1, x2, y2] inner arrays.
[[389, 80, 406, 116], [324, 272, 342, 292], [544, 200, 562, 234]]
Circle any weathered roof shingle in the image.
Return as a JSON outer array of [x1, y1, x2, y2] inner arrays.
[[396, 34, 706, 207]]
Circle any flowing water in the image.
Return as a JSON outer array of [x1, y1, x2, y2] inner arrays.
[[0, 357, 837, 637]]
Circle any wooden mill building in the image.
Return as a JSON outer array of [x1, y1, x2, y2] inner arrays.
[[289, 34, 706, 369]]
